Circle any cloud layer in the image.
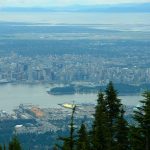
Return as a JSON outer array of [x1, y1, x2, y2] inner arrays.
[[0, 0, 149, 7]]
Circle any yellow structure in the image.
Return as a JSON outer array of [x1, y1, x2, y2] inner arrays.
[[62, 103, 76, 109]]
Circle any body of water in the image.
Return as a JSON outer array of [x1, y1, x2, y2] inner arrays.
[[0, 12, 150, 26], [0, 84, 142, 112]]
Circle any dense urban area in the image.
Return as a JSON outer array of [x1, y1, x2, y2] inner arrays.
[[0, 22, 150, 149], [1, 51, 150, 85], [0, 23, 150, 86]]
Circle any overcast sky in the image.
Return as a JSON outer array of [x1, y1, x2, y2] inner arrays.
[[0, 0, 149, 7]]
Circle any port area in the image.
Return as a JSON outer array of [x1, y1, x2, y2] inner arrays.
[[0, 103, 134, 134], [0, 103, 134, 149], [0, 103, 97, 134]]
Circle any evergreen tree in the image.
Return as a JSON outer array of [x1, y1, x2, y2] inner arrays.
[[105, 82, 122, 126], [91, 82, 129, 150], [53, 144, 58, 150], [105, 81, 122, 149], [3, 144, 6, 150], [131, 91, 150, 150], [69, 106, 76, 150], [115, 108, 129, 150], [0, 145, 2, 150], [9, 136, 22, 150], [58, 106, 76, 150], [130, 126, 143, 150], [91, 92, 110, 150], [76, 123, 90, 150]]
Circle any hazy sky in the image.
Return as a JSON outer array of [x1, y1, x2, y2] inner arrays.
[[0, 0, 149, 7]]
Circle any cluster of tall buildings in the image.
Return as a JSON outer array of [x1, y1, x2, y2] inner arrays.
[[0, 53, 150, 85]]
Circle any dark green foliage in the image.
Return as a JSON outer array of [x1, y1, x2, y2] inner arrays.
[[9, 136, 22, 150], [91, 82, 129, 150], [50, 86, 76, 95], [3, 144, 6, 150], [105, 81, 122, 126], [0, 82, 150, 149], [55, 82, 150, 150], [58, 106, 76, 150], [131, 91, 150, 150], [130, 126, 144, 150], [91, 92, 110, 150], [105, 82, 123, 149], [115, 108, 129, 150], [53, 145, 58, 150], [69, 106, 76, 150], [76, 123, 90, 150]]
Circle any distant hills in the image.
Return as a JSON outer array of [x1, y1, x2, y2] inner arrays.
[[0, 3, 150, 12]]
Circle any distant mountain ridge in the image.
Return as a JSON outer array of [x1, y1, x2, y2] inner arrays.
[[0, 3, 150, 12]]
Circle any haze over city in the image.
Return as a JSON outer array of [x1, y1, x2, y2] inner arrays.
[[0, 0, 150, 149]]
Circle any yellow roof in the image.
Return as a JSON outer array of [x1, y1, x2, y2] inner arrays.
[[63, 103, 76, 109]]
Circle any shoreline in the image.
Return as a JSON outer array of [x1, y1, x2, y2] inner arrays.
[[0, 82, 144, 96]]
